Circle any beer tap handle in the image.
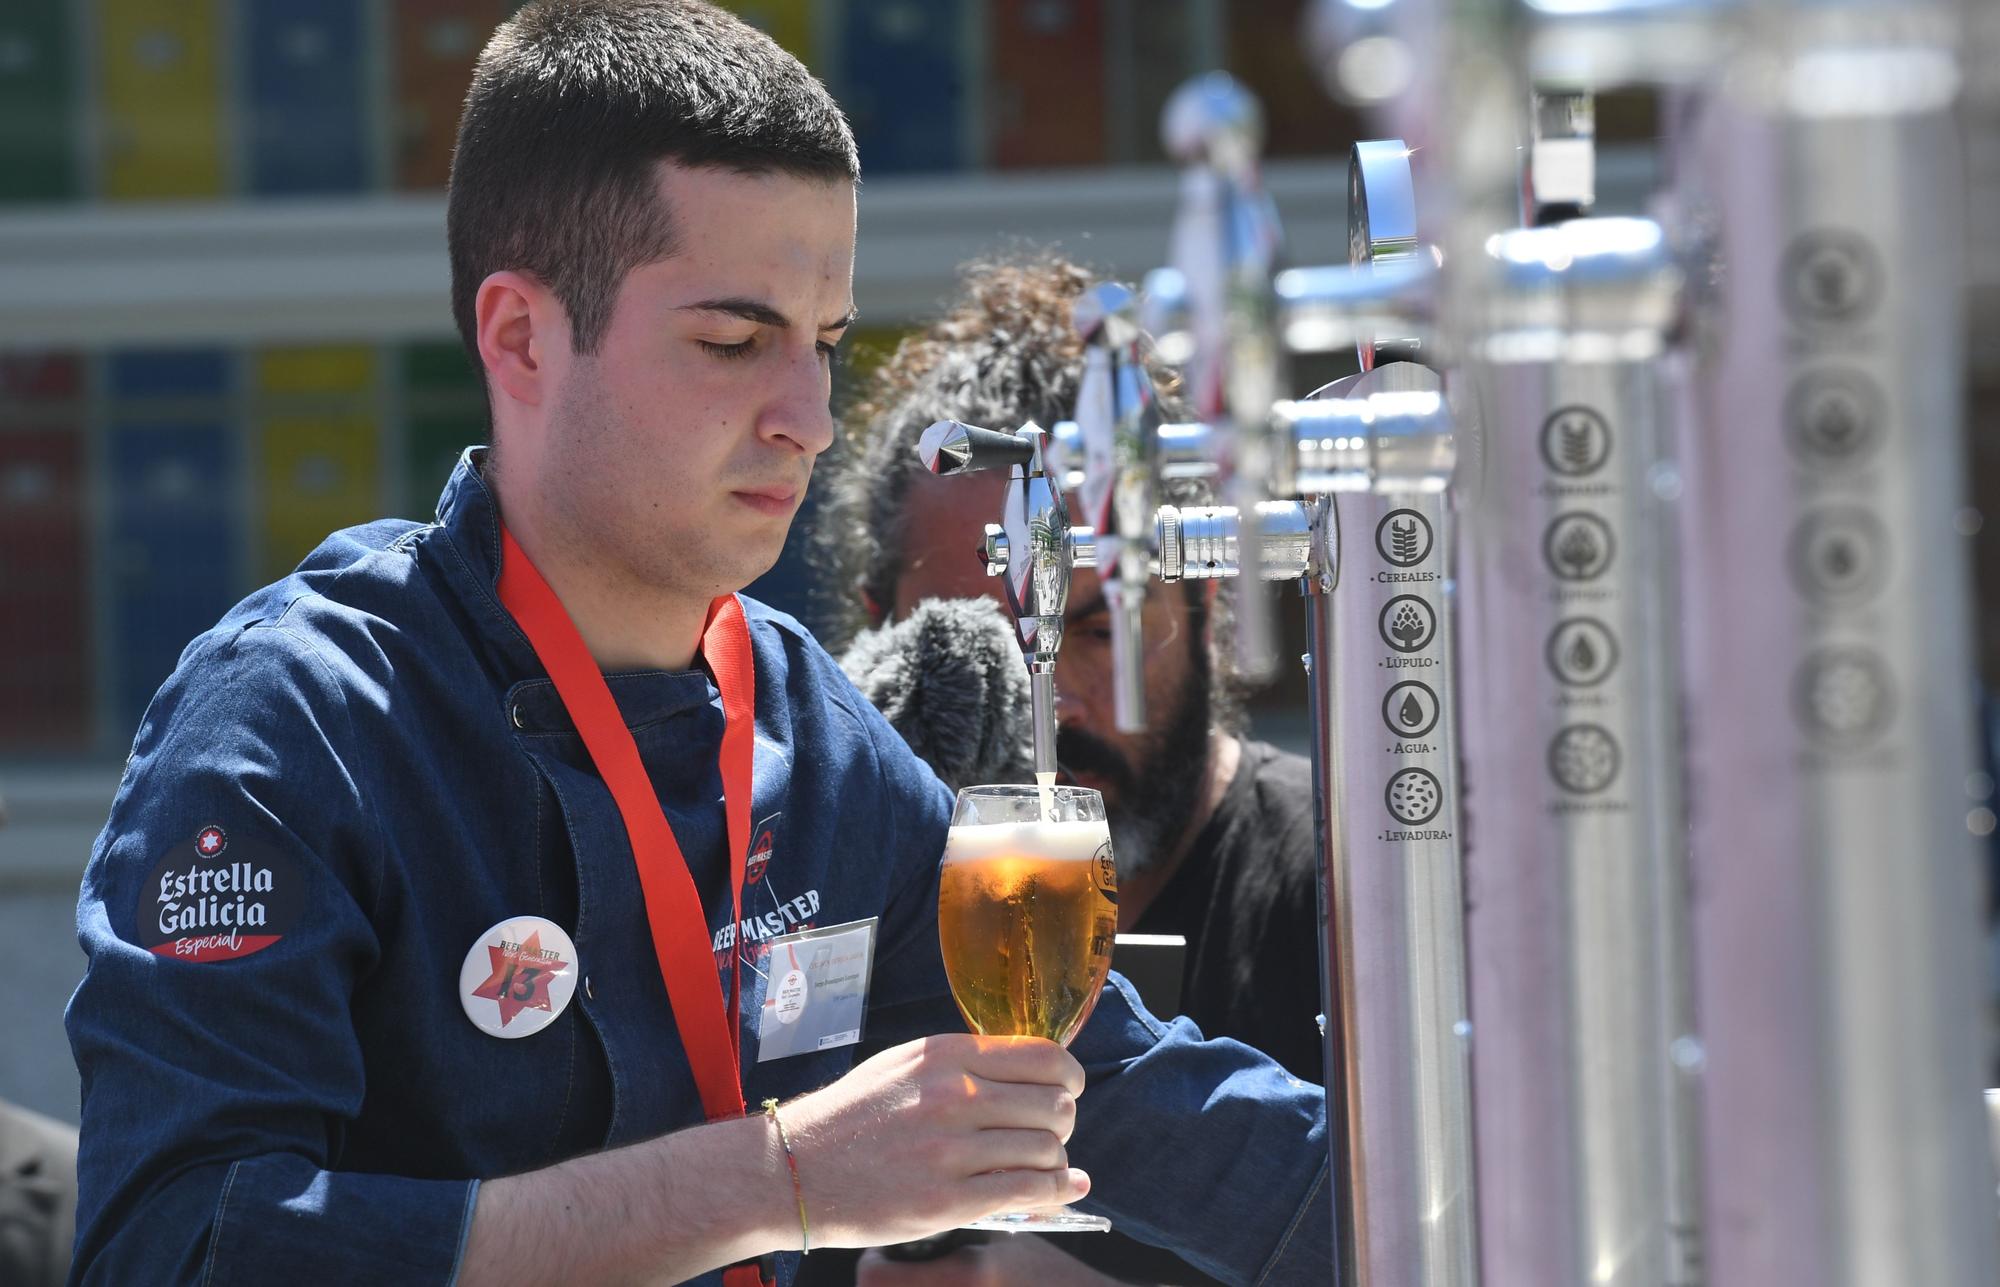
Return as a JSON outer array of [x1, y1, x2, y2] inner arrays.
[[1525, 88, 1596, 225], [919, 419, 1038, 475], [1161, 71, 1288, 681], [981, 525, 1099, 575], [1072, 280, 1163, 734]]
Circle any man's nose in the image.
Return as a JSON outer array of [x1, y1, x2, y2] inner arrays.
[[759, 347, 835, 457]]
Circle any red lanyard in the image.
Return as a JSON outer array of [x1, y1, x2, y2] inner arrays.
[[496, 524, 756, 1122]]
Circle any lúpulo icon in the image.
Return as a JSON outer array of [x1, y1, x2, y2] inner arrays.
[[1543, 513, 1615, 583], [1545, 618, 1619, 688], [1375, 508, 1434, 568], [1539, 406, 1612, 479], [1385, 768, 1444, 827], [1379, 595, 1437, 653], [1548, 724, 1622, 795], [1786, 367, 1883, 468], [1382, 681, 1441, 739], [1781, 229, 1882, 326]]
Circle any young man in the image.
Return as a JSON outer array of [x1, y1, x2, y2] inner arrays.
[[64, 4, 1328, 1286], [815, 256, 1325, 1287]]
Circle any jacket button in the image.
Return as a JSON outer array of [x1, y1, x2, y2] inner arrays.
[[584, 976, 594, 1000], [511, 701, 525, 730]]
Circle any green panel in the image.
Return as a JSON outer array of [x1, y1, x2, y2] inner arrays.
[[0, 1, 79, 201], [401, 342, 483, 396], [404, 410, 485, 520]]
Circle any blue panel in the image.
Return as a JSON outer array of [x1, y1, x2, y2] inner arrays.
[[107, 421, 239, 732], [244, 0, 368, 195], [108, 349, 230, 400], [840, 0, 966, 174]]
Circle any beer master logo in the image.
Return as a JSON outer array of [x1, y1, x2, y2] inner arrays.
[[136, 824, 302, 962]]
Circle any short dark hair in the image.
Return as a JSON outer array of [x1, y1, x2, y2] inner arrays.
[[448, 0, 858, 364]]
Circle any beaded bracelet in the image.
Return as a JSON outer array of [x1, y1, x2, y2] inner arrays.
[[762, 1098, 810, 1254]]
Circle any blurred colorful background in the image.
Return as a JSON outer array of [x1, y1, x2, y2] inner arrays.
[[2, 0, 1997, 1133], [0, 0, 1368, 1121]]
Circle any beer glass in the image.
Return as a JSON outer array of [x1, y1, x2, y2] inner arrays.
[[939, 783, 1118, 1232]]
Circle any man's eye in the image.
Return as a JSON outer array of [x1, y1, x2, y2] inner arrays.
[[699, 338, 757, 360], [817, 340, 842, 366]]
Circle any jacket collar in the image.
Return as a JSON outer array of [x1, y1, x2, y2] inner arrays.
[[431, 447, 720, 734]]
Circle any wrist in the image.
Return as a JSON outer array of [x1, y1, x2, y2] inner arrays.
[[762, 1098, 812, 1255], [639, 1113, 797, 1267]]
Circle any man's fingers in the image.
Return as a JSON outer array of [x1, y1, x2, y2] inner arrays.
[[947, 1035, 1087, 1098], [955, 1127, 1067, 1175], [962, 1164, 1092, 1216], [954, 1077, 1078, 1140]]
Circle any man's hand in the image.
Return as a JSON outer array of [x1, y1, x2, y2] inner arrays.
[[461, 1033, 1086, 1285], [780, 1033, 1090, 1248], [855, 1233, 1143, 1287]]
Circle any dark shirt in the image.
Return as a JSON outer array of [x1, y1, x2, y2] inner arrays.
[[1055, 738, 1324, 1286], [1133, 738, 1324, 1084]]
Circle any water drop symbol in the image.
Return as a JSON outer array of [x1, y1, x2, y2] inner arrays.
[[1566, 631, 1596, 675], [1399, 693, 1424, 728]]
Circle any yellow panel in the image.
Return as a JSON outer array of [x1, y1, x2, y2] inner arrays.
[[723, 0, 815, 65], [258, 417, 382, 580], [255, 346, 378, 397], [98, 0, 226, 199]]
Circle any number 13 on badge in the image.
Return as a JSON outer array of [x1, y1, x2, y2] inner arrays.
[[459, 917, 580, 1039]]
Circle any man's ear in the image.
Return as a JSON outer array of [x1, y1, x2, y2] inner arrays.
[[475, 270, 560, 410]]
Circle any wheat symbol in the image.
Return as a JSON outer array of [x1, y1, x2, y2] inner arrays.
[[1561, 419, 1594, 471], [1391, 518, 1420, 563]]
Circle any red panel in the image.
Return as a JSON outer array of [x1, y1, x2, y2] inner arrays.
[[0, 353, 82, 401], [1228, 0, 1361, 159], [989, 0, 1107, 168], [392, 0, 515, 190], [0, 424, 90, 746]]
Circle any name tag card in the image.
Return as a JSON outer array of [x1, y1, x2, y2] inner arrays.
[[755, 917, 878, 1062]]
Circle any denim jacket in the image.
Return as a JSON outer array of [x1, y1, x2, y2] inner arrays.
[[66, 451, 1330, 1286]]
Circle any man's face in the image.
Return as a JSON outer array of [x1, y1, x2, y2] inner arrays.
[[542, 163, 856, 606], [892, 471, 1213, 876]]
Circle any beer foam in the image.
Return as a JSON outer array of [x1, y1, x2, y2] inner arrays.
[[943, 819, 1109, 863]]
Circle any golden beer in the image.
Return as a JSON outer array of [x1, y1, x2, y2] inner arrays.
[[938, 818, 1118, 1046]]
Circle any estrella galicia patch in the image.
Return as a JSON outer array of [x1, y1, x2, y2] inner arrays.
[[1092, 839, 1118, 906], [136, 824, 304, 962]]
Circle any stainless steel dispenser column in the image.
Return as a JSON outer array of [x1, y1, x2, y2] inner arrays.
[[1676, 0, 2000, 1282], [1305, 361, 1477, 1287], [1296, 135, 1478, 1287], [1457, 204, 1700, 1287]]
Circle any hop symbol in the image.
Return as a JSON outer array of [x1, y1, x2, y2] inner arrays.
[[1557, 526, 1600, 576], [1546, 515, 1613, 582], [1391, 603, 1427, 649]]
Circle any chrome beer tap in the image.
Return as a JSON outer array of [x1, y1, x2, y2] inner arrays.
[[1160, 71, 1290, 682], [1147, 74, 1482, 1278], [918, 419, 1074, 779], [1069, 282, 1165, 733]]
